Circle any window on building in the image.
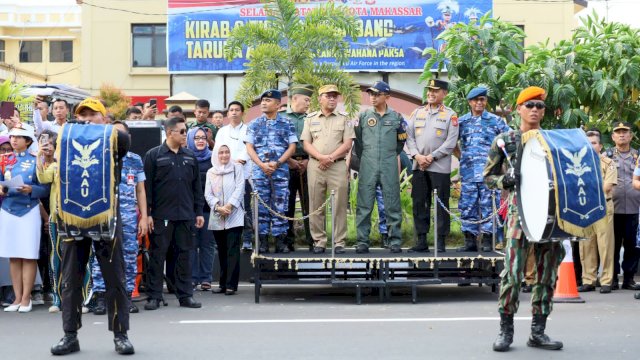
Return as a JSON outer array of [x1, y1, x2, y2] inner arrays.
[[50, 40, 73, 62], [132, 24, 166, 67], [20, 41, 43, 63], [0, 40, 5, 62]]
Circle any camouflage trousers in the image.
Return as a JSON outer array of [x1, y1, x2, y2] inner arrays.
[[498, 233, 565, 316], [460, 181, 501, 235], [255, 177, 290, 237], [375, 185, 387, 234], [91, 214, 138, 293]]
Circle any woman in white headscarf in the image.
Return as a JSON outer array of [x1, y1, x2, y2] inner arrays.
[[205, 142, 244, 295]]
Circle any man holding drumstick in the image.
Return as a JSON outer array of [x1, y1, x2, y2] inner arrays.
[[484, 87, 564, 352]]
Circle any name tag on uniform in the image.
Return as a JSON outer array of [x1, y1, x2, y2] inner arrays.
[[311, 122, 321, 126], [415, 120, 426, 128]]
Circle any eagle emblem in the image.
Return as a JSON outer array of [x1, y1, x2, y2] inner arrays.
[[71, 139, 101, 170], [561, 146, 591, 177]]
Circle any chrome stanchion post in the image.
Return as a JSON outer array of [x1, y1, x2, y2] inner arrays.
[[433, 189, 438, 258], [331, 190, 336, 259], [492, 190, 497, 251], [253, 191, 259, 255]]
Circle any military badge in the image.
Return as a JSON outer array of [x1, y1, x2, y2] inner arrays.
[[367, 118, 377, 127], [452, 115, 458, 127], [436, 129, 443, 136]]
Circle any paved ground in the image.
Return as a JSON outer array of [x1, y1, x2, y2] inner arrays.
[[1, 283, 638, 359]]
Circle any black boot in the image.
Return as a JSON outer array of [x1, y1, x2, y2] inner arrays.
[[275, 235, 290, 253], [128, 292, 139, 314], [258, 235, 269, 253], [381, 233, 389, 249], [93, 291, 106, 315], [481, 233, 493, 252], [527, 314, 563, 350], [114, 333, 135, 355], [436, 237, 446, 253], [51, 332, 80, 355], [492, 314, 514, 352], [408, 234, 429, 253], [457, 232, 478, 252]]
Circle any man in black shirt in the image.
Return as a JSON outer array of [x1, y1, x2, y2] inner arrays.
[[143, 117, 205, 310], [51, 98, 134, 356]]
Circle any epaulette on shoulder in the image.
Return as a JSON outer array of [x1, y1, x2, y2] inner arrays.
[[306, 111, 319, 118], [338, 110, 348, 116]]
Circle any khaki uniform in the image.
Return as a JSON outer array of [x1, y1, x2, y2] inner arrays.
[[579, 154, 617, 286], [301, 110, 355, 248]]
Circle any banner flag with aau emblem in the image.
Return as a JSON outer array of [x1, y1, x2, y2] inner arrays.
[[523, 129, 606, 237], [56, 124, 118, 228]]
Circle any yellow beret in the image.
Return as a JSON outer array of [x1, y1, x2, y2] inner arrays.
[[516, 86, 546, 105]]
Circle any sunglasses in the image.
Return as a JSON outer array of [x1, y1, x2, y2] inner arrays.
[[172, 129, 187, 135], [523, 101, 546, 110]]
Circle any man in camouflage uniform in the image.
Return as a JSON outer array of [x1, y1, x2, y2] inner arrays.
[[484, 86, 564, 352], [354, 81, 407, 254], [457, 87, 510, 252], [91, 122, 148, 314], [283, 84, 314, 252], [578, 131, 616, 294], [245, 90, 297, 253], [406, 79, 458, 253]]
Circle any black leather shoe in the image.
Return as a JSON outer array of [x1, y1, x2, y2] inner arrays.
[[51, 333, 80, 355], [144, 298, 162, 311], [612, 282, 619, 290], [179, 297, 202, 308], [93, 292, 106, 315], [129, 303, 139, 313], [527, 314, 563, 350], [212, 288, 225, 294], [599, 285, 611, 294], [312, 247, 325, 254], [390, 245, 402, 254], [492, 314, 514, 352], [334, 246, 346, 254], [114, 334, 135, 355], [578, 284, 596, 292], [408, 245, 430, 253], [355, 244, 369, 254], [621, 281, 640, 290]]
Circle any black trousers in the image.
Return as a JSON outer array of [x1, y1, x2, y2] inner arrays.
[[148, 219, 194, 300], [38, 221, 52, 294], [286, 168, 312, 247], [613, 213, 640, 283], [60, 234, 129, 333], [411, 170, 450, 240], [213, 226, 243, 291]]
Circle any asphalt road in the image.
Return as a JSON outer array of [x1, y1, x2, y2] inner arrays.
[[1, 283, 638, 359]]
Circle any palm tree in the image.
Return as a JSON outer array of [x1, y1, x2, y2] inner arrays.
[[224, 0, 361, 116]]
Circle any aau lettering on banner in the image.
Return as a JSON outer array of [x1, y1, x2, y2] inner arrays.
[[167, 0, 492, 73]]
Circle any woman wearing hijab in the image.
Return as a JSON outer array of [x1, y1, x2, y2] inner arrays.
[[0, 123, 49, 313], [205, 143, 244, 295], [187, 127, 216, 291]]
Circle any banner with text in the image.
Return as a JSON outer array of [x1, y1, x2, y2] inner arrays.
[[168, 0, 492, 73]]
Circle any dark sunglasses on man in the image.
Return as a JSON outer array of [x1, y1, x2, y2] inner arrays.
[[523, 101, 545, 110]]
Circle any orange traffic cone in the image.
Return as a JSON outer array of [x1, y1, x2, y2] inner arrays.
[[553, 240, 585, 303]]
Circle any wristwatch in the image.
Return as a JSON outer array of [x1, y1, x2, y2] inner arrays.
[[276, 160, 283, 167]]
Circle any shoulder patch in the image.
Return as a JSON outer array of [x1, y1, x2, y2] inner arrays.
[[451, 115, 458, 127]]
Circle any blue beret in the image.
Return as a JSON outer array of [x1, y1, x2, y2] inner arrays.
[[467, 87, 488, 100], [367, 81, 391, 94], [260, 89, 282, 101]]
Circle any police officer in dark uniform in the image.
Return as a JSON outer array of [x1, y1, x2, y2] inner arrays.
[[51, 98, 134, 356], [143, 117, 205, 311], [607, 121, 640, 291], [283, 84, 314, 251]]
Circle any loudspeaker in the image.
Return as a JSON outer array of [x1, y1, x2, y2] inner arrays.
[[126, 121, 164, 161]]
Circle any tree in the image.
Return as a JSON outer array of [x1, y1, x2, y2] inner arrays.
[[99, 84, 130, 120], [0, 79, 33, 111], [418, 13, 526, 115], [224, 0, 361, 116]]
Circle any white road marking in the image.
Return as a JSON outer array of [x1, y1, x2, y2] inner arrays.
[[176, 317, 531, 325]]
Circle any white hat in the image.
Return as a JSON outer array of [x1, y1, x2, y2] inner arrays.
[[8, 122, 36, 142]]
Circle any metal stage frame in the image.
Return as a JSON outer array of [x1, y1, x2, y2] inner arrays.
[[252, 249, 505, 304]]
